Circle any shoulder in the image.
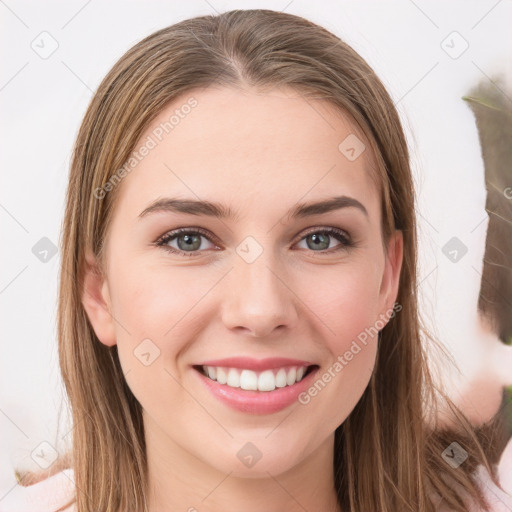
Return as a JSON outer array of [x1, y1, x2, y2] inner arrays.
[[0, 468, 76, 512], [2, 442, 511, 512], [467, 436, 512, 512], [432, 437, 512, 512]]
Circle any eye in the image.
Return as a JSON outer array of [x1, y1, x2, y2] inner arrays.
[[294, 227, 354, 253], [155, 227, 218, 256], [154, 226, 354, 257]]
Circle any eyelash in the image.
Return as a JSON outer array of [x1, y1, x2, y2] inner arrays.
[[154, 226, 354, 257]]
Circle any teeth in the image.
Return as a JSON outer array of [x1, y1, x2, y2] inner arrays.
[[275, 368, 287, 388], [258, 370, 276, 392], [201, 365, 310, 392], [227, 368, 240, 388], [286, 367, 296, 385], [216, 367, 227, 384], [240, 369, 258, 390]]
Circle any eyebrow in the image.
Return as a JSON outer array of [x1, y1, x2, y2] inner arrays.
[[138, 195, 369, 221]]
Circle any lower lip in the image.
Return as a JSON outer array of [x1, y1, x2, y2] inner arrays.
[[194, 366, 319, 414]]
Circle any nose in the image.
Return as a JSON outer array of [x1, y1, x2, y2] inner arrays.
[[220, 249, 298, 338]]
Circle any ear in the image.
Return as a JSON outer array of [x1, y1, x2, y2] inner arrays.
[[378, 230, 403, 319], [81, 250, 117, 347]]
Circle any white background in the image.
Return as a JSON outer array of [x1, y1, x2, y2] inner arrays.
[[1, 0, 511, 496]]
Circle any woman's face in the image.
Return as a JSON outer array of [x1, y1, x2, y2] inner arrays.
[[82, 86, 402, 478]]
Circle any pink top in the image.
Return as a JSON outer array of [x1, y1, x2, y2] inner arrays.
[[0, 468, 76, 512], [0, 439, 511, 512]]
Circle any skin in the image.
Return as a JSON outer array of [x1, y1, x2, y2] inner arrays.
[[82, 86, 403, 512]]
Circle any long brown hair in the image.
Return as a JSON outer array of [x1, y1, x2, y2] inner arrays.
[[21, 8, 507, 511]]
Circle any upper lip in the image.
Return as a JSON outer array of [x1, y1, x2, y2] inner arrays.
[[194, 357, 315, 372]]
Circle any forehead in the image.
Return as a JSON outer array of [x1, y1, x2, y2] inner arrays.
[[112, 86, 380, 223]]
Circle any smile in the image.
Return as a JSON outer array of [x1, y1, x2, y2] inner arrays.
[[193, 362, 320, 414], [196, 364, 314, 392]]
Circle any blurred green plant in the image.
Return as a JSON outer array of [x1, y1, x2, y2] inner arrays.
[[463, 79, 512, 345], [464, 77, 512, 441], [506, 385, 512, 435]]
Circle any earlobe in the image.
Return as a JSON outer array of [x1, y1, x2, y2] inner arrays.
[[81, 250, 117, 347]]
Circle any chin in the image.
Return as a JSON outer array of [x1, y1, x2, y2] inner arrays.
[[190, 436, 302, 479]]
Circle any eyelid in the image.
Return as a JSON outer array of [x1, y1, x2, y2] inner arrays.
[[155, 226, 218, 245]]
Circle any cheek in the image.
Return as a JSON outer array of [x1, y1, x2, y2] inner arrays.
[[307, 259, 382, 351], [107, 261, 222, 399], [295, 262, 380, 425], [109, 261, 210, 340], [108, 264, 207, 412]]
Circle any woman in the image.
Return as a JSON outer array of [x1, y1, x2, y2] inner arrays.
[[5, 8, 512, 512]]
